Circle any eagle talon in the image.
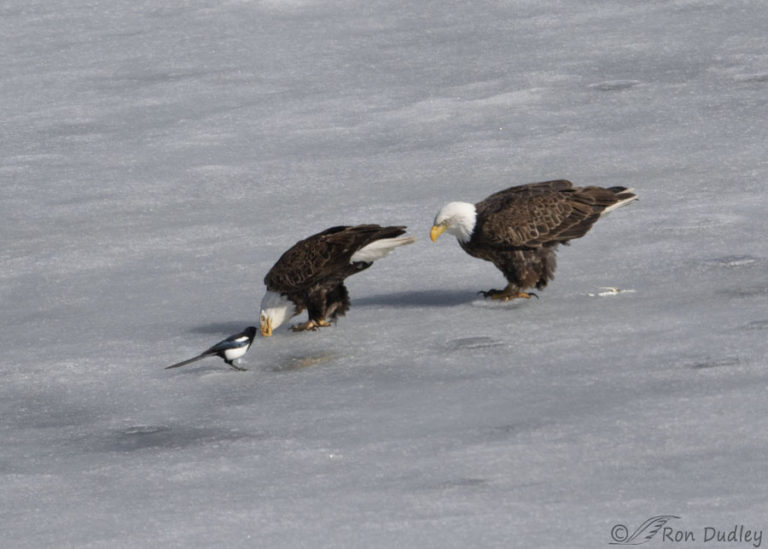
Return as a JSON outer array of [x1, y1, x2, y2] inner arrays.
[[291, 321, 318, 332], [291, 319, 332, 332], [480, 287, 537, 301], [479, 289, 503, 298]]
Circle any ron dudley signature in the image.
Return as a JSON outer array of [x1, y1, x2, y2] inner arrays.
[[610, 515, 764, 547]]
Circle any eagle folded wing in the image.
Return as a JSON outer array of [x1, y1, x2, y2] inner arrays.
[[475, 184, 623, 248], [264, 225, 408, 291]]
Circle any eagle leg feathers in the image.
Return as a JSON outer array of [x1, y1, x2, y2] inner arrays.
[[324, 283, 351, 320]]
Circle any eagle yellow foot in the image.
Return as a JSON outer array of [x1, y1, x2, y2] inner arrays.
[[479, 287, 538, 301], [291, 319, 332, 332]]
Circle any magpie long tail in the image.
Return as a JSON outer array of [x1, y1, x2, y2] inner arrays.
[[165, 354, 206, 369]]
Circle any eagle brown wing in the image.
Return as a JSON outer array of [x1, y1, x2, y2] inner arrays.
[[473, 180, 624, 248], [264, 225, 407, 292]]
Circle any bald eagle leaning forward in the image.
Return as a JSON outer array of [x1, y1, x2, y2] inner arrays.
[[259, 225, 415, 336], [430, 180, 637, 300]]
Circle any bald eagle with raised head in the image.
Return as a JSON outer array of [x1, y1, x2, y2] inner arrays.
[[430, 180, 637, 300], [260, 225, 415, 336]]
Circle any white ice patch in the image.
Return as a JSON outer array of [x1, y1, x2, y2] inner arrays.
[[586, 287, 636, 297]]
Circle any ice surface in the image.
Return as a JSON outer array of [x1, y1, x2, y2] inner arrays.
[[2, 1, 768, 547]]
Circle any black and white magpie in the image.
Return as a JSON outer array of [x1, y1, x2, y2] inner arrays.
[[165, 326, 257, 371]]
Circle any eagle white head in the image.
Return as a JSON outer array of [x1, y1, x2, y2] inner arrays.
[[259, 290, 295, 337], [430, 201, 477, 243]]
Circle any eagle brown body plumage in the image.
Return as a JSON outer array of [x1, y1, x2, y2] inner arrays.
[[432, 180, 637, 299], [263, 224, 412, 331]]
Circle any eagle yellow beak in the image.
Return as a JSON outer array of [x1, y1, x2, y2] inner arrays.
[[430, 224, 446, 242], [260, 317, 272, 337]]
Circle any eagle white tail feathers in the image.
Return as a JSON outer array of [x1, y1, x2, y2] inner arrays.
[[350, 235, 416, 263], [601, 187, 637, 215]]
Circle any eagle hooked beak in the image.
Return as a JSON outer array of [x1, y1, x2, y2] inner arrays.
[[260, 316, 272, 337], [430, 224, 446, 242]]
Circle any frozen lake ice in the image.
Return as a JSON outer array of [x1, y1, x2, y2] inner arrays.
[[2, 1, 768, 547]]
